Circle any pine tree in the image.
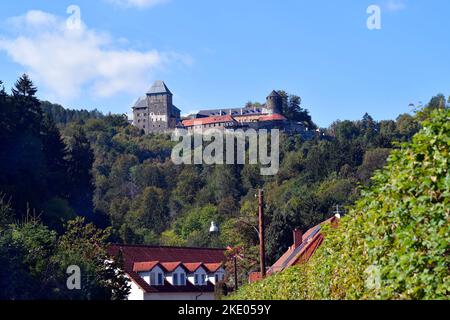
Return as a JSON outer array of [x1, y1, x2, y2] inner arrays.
[[66, 128, 94, 219], [0, 80, 6, 98], [12, 74, 42, 134], [41, 114, 68, 198]]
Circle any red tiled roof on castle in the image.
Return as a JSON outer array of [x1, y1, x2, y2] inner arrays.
[[182, 115, 235, 127], [257, 113, 287, 122]]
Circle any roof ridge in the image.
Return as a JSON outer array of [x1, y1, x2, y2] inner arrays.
[[110, 243, 226, 251]]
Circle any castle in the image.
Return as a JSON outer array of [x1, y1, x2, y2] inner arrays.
[[132, 80, 309, 135]]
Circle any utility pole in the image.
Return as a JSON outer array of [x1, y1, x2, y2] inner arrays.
[[258, 189, 266, 278]]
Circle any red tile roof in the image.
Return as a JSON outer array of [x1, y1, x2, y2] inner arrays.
[[108, 244, 227, 293], [133, 261, 160, 272], [257, 113, 287, 122], [183, 262, 204, 272], [160, 261, 184, 272], [182, 115, 235, 127], [204, 263, 223, 272], [268, 215, 340, 275]]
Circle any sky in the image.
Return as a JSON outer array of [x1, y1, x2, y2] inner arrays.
[[0, 0, 449, 127]]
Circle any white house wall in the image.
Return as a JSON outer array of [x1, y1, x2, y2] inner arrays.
[[128, 280, 145, 301], [143, 292, 215, 301]]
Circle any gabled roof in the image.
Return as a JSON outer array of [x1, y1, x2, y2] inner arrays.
[[204, 263, 223, 273], [183, 262, 205, 273], [267, 90, 281, 98], [132, 96, 148, 110], [108, 244, 226, 273], [108, 244, 226, 294], [161, 261, 185, 272], [133, 261, 160, 272], [269, 215, 340, 274], [147, 80, 172, 95], [197, 107, 264, 117]]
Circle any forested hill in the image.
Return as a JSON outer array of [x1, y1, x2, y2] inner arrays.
[[41, 101, 104, 125], [1, 75, 447, 298]]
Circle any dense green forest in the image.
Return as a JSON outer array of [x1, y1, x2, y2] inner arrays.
[[231, 107, 449, 300], [0, 74, 446, 298]]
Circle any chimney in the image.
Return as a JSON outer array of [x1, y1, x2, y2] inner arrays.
[[293, 229, 303, 249]]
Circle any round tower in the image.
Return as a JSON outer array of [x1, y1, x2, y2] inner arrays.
[[266, 90, 282, 114]]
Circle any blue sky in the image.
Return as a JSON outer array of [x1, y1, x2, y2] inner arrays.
[[0, 0, 449, 127]]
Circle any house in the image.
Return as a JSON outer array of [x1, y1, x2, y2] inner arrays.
[[249, 214, 341, 283], [108, 244, 227, 300]]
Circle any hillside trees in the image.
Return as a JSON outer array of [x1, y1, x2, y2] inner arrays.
[[231, 107, 450, 300], [66, 128, 95, 220]]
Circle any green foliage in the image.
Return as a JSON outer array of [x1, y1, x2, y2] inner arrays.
[[174, 204, 222, 247], [2, 75, 445, 300], [53, 217, 130, 300], [231, 108, 450, 300], [0, 213, 130, 300]]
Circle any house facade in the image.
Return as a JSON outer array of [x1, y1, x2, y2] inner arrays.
[[108, 244, 226, 300]]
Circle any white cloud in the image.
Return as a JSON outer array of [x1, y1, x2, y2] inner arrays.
[[107, 0, 170, 9], [385, 0, 407, 12], [0, 10, 189, 100]]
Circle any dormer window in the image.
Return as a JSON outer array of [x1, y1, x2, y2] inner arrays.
[[201, 274, 207, 285], [145, 268, 164, 286], [173, 272, 186, 286]]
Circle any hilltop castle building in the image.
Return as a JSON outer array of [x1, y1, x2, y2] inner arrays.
[[132, 80, 311, 135], [133, 81, 181, 134]]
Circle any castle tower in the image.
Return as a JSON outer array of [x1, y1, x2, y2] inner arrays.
[[265, 90, 282, 115], [133, 80, 180, 134]]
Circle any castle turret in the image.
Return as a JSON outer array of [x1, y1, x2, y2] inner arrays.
[[265, 90, 282, 115]]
